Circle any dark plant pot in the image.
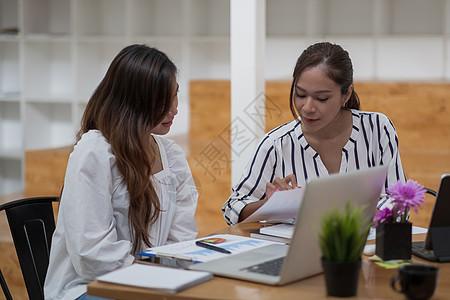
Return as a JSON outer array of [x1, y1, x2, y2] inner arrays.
[[322, 258, 361, 297], [376, 221, 412, 261]]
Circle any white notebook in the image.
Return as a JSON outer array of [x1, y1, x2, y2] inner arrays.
[[96, 263, 213, 294], [259, 223, 295, 239]]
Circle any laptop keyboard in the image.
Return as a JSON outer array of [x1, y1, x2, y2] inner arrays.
[[240, 257, 285, 276]]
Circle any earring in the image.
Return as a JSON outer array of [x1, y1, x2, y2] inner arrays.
[[342, 102, 346, 108]]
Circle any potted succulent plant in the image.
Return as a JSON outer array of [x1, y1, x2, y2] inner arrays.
[[373, 179, 426, 261], [318, 203, 372, 297]]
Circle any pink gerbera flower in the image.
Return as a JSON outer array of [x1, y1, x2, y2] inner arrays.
[[373, 207, 393, 227], [387, 179, 426, 214], [374, 179, 426, 226]]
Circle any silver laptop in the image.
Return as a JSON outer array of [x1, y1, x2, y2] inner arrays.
[[189, 165, 388, 285]]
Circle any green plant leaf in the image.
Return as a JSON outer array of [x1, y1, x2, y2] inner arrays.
[[317, 202, 372, 262]]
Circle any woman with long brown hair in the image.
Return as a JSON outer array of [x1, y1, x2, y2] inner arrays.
[[44, 44, 198, 299]]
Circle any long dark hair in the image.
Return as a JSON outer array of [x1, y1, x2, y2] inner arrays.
[[77, 44, 177, 253], [289, 42, 360, 119]]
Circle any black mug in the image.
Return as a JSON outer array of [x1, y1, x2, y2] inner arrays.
[[391, 264, 439, 300]]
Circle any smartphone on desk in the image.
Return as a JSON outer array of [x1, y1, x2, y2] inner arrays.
[[139, 256, 195, 269]]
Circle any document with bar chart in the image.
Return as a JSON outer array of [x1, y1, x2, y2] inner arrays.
[[139, 234, 282, 263]]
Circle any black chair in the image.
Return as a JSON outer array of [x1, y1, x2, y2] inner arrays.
[[1, 268, 13, 300], [0, 196, 59, 300], [425, 187, 437, 197]]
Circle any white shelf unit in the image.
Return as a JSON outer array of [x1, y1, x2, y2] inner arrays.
[[265, 0, 449, 81], [0, 0, 449, 195], [0, 0, 232, 195], [75, 41, 124, 102], [24, 39, 73, 101], [1, 0, 22, 194]]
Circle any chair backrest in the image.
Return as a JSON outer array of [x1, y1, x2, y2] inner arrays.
[[425, 187, 437, 197], [0, 268, 13, 300], [0, 196, 59, 300]]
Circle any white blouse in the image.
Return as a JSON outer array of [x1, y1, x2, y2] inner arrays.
[[44, 130, 198, 299]]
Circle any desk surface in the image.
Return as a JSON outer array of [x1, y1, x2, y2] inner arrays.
[[87, 223, 449, 300]]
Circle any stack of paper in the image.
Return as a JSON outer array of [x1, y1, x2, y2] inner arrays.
[[250, 223, 294, 244], [96, 263, 213, 294], [260, 223, 295, 238], [250, 224, 428, 244], [242, 188, 304, 223]]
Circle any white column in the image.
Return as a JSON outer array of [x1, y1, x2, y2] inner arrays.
[[230, 0, 266, 185]]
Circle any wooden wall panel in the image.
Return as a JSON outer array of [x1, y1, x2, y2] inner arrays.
[[355, 82, 450, 227], [265, 81, 294, 132], [189, 81, 232, 237], [24, 146, 72, 198]]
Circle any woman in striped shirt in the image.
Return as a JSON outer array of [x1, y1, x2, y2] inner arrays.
[[222, 42, 406, 225]]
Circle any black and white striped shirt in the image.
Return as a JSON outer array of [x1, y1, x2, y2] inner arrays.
[[222, 110, 406, 225]]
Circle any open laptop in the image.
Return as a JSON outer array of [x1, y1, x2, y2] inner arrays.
[[189, 165, 388, 285], [412, 174, 450, 262]]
